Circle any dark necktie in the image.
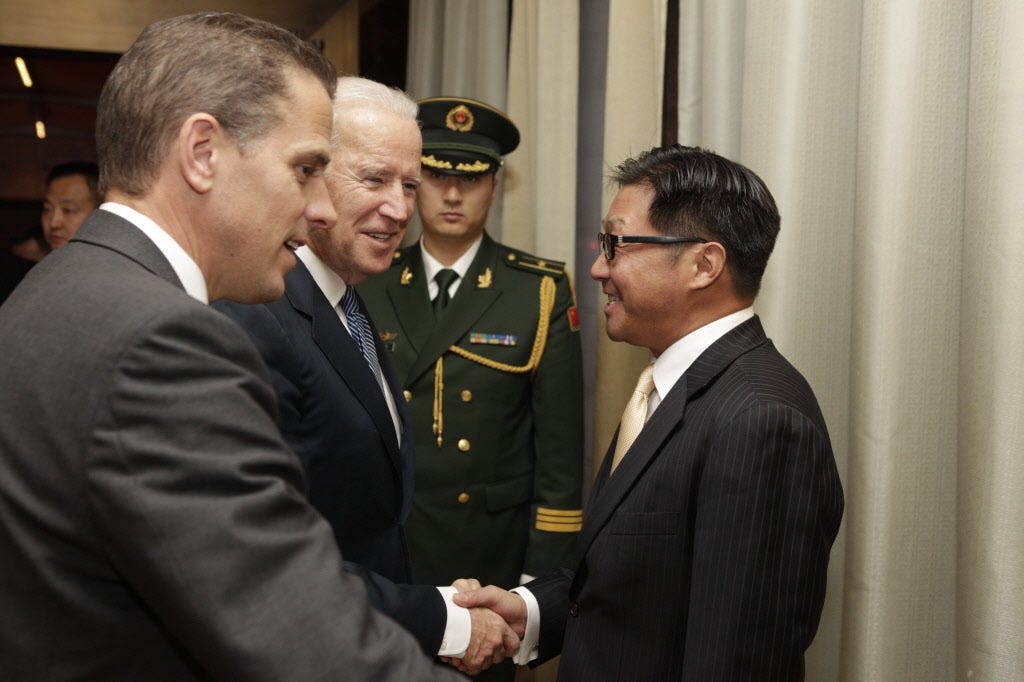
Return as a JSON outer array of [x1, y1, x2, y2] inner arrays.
[[340, 286, 382, 379], [433, 268, 459, 316]]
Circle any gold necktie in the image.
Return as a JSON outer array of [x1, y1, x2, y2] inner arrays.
[[610, 364, 655, 473]]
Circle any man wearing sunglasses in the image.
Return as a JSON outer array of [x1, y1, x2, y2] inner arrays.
[[455, 144, 844, 680]]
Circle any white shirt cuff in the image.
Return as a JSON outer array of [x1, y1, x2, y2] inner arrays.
[[436, 586, 471, 656], [510, 586, 540, 665]]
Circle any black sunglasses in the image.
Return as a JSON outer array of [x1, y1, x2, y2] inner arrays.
[[597, 232, 708, 260]]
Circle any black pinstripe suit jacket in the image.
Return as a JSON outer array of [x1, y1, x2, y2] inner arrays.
[[528, 316, 844, 681]]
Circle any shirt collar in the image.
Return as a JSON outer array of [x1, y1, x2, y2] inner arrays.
[[420, 235, 483, 283], [651, 307, 755, 400], [295, 245, 347, 308], [99, 202, 209, 304]]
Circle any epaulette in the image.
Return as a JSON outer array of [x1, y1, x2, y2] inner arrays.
[[501, 249, 567, 278]]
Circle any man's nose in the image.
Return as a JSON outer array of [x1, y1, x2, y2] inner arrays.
[[590, 250, 609, 281], [380, 184, 411, 222], [306, 176, 337, 232]]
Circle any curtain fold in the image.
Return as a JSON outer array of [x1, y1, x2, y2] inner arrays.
[[842, 0, 972, 676], [958, 1, 1024, 678], [503, 0, 580, 270]]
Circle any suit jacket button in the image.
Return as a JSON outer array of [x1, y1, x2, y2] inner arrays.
[[460, 389, 473, 402], [457, 492, 470, 504], [458, 438, 471, 452], [403, 390, 412, 403], [568, 601, 579, 617]]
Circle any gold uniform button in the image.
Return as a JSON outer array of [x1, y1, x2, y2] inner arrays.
[[460, 389, 473, 402], [403, 390, 412, 403], [507, 253, 516, 261], [458, 438, 471, 452], [457, 492, 470, 504]]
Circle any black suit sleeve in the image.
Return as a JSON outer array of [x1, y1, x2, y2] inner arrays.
[[343, 562, 447, 655], [524, 567, 575, 666]]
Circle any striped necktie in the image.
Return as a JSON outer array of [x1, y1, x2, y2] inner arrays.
[[340, 286, 382, 379]]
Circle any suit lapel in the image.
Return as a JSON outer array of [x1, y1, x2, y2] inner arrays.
[[405, 236, 502, 384], [286, 262, 402, 463], [574, 316, 771, 565]]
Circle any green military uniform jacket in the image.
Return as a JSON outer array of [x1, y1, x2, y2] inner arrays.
[[358, 233, 584, 589]]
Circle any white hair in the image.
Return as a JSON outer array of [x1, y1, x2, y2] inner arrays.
[[332, 76, 417, 121]]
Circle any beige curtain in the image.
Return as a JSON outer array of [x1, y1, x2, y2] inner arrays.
[[672, 0, 1023, 679], [958, 4, 1024, 679], [502, 0, 580, 271]]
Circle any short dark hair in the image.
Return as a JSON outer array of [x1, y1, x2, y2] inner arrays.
[[97, 12, 336, 196], [46, 161, 101, 206], [611, 144, 780, 299]]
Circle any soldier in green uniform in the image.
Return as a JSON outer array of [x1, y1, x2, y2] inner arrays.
[[359, 98, 584, 612]]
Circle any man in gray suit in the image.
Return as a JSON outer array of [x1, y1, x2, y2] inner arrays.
[[0, 12, 461, 681], [454, 145, 844, 680]]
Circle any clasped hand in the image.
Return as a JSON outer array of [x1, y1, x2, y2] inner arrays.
[[441, 578, 529, 676]]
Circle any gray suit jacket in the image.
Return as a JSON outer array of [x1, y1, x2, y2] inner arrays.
[[528, 317, 844, 681], [0, 210, 460, 681]]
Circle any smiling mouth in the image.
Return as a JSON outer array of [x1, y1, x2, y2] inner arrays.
[[366, 232, 396, 242]]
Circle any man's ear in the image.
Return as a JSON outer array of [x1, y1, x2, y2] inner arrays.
[[177, 113, 221, 194], [691, 241, 727, 290]]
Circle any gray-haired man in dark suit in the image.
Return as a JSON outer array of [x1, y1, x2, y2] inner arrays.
[[0, 12, 461, 681]]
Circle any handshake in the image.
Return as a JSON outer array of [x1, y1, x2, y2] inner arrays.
[[442, 579, 530, 676]]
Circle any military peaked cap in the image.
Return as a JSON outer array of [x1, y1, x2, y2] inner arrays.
[[417, 96, 520, 175]]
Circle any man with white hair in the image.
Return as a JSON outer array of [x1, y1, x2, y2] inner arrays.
[[216, 77, 515, 674]]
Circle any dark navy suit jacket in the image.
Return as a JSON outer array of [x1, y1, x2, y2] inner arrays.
[[216, 259, 445, 653]]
